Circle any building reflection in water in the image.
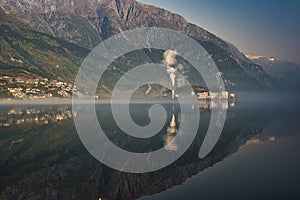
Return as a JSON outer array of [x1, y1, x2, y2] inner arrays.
[[0, 106, 73, 128], [164, 113, 178, 151], [198, 99, 234, 111], [163, 98, 234, 151], [0, 99, 235, 200]]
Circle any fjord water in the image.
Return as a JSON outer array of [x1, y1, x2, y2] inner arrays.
[[0, 100, 299, 200]]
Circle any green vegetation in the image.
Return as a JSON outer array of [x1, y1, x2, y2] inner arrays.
[[0, 9, 89, 84], [46, 14, 102, 49]]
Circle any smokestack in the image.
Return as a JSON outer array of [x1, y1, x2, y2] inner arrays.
[[145, 84, 152, 96], [163, 50, 178, 100]]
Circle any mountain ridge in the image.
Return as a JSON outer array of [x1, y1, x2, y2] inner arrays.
[[0, 0, 278, 95], [247, 55, 300, 89]]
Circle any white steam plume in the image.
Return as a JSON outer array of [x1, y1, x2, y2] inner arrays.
[[163, 50, 178, 67], [163, 50, 178, 99]]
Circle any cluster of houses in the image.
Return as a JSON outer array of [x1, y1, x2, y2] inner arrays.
[[198, 99, 236, 110], [0, 75, 74, 99], [197, 91, 235, 100]]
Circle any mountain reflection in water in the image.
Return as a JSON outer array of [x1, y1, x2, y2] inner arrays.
[[0, 100, 299, 200]]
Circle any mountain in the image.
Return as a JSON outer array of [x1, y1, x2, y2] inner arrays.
[[0, 8, 88, 82], [247, 55, 300, 89], [0, 0, 277, 96]]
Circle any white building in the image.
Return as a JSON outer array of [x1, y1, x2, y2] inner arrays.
[[209, 92, 219, 99], [221, 91, 229, 99]]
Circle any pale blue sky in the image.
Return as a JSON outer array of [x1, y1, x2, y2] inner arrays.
[[138, 0, 300, 63]]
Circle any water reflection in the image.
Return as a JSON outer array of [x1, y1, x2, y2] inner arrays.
[[0, 106, 73, 128], [0, 101, 299, 200], [164, 113, 178, 151]]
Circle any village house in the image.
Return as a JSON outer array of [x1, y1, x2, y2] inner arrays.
[[197, 91, 232, 100], [197, 92, 210, 99]]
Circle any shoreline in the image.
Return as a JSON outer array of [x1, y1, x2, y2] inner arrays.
[[0, 98, 185, 105], [0, 98, 73, 105]]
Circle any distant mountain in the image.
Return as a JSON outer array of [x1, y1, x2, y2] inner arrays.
[[247, 55, 300, 89], [0, 0, 277, 95]]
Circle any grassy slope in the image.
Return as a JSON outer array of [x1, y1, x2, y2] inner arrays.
[[0, 9, 89, 83]]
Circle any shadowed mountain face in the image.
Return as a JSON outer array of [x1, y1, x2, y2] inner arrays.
[[0, 0, 276, 93]]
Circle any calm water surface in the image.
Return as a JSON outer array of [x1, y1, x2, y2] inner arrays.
[[0, 100, 299, 200]]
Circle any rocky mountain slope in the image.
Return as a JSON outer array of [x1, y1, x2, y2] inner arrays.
[[0, 0, 277, 94], [0, 9, 88, 82]]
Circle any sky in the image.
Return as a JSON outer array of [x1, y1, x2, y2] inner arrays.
[[138, 0, 300, 63]]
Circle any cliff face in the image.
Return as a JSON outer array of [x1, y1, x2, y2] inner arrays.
[[0, 0, 275, 92]]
